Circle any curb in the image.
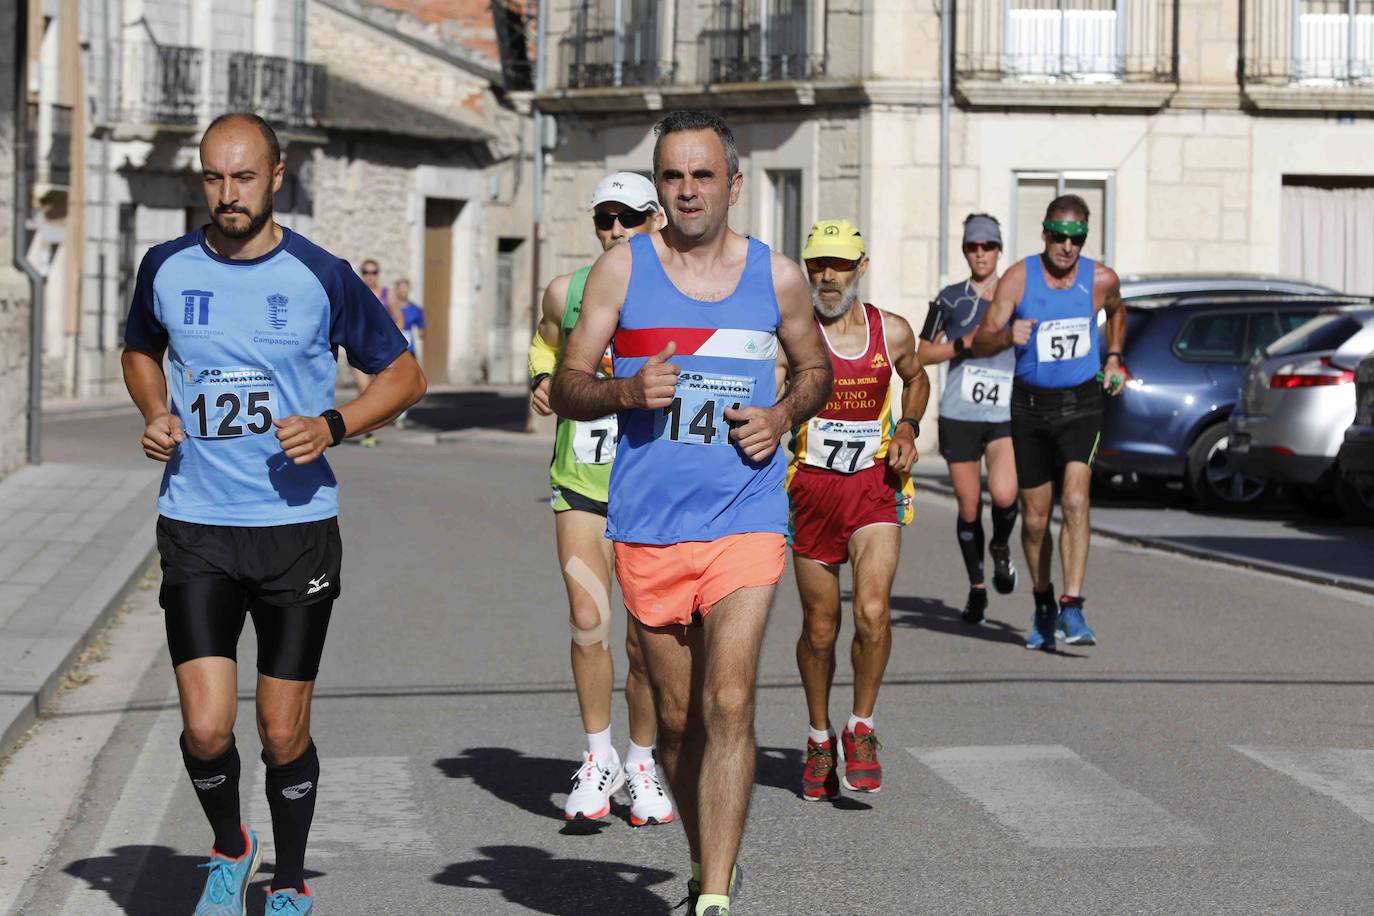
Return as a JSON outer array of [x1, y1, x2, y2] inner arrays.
[[913, 474, 1374, 598]]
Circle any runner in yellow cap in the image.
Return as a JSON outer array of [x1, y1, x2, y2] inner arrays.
[[784, 218, 930, 799]]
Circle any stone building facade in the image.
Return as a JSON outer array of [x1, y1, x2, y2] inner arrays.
[[2, 1, 35, 478], [531, 0, 1374, 430]]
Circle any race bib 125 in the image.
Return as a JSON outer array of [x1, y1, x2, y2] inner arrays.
[[183, 367, 277, 439]]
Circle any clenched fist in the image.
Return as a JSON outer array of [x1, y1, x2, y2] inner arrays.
[[725, 404, 787, 463], [1011, 318, 1037, 347], [631, 342, 680, 409], [142, 413, 185, 462]]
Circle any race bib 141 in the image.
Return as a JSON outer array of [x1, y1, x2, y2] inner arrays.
[[655, 372, 755, 447]]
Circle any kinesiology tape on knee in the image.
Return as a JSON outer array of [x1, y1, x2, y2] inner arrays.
[[990, 502, 1019, 547], [956, 516, 986, 585], [565, 556, 611, 650]]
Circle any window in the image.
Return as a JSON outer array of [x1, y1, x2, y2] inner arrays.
[[1004, 0, 1123, 81], [1012, 171, 1113, 264], [1173, 312, 1248, 362], [1248, 310, 1322, 357], [767, 170, 803, 263], [1266, 313, 1362, 358]]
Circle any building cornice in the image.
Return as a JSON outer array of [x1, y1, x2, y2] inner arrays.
[[955, 79, 1177, 110], [1243, 84, 1374, 113], [532, 79, 871, 113]]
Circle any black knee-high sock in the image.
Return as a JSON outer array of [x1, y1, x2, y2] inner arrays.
[[265, 740, 319, 892], [990, 502, 1019, 550], [956, 514, 986, 585], [181, 733, 245, 858]]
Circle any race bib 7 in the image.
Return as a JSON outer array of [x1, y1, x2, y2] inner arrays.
[[656, 372, 755, 447], [803, 417, 883, 474], [1036, 317, 1093, 363], [183, 367, 277, 439], [572, 415, 618, 464]]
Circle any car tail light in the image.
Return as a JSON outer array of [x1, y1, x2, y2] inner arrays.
[[1269, 357, 1356, 389]]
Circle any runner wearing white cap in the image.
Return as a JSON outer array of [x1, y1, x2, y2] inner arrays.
[[527, 171, 674, 826], [919, 213, 1020, 625]]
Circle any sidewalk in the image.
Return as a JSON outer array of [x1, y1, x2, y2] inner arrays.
[[0, 463, 160, 754]]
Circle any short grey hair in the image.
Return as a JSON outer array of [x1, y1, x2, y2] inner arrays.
[[652, 110, 739, 178]]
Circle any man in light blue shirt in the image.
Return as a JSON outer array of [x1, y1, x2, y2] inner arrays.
[[122, 112, 426, 915]]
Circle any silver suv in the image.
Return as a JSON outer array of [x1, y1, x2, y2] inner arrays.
[[1228, 307, 1374, 521]]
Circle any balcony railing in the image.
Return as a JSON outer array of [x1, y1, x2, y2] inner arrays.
[[702, 0, 824, 84], [1244, 0, 1374, 85], [956, 0, 1176, 84], [117, 41, 324, 129], [558, 0, 674, 88]]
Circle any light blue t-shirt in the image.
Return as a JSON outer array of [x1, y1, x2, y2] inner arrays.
[[124, 227, 407, 527]]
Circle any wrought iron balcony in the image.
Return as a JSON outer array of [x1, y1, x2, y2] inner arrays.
[[558, 1, 675, 88], [1243, 0, 1374, 85], [956, 0, 1177, 84], [212, 51, 326, 128], [703, 0, 824, 84], [119, 41, 204, 126]]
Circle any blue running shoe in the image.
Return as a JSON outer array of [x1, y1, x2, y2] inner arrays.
[[194, 825, 260, 916], [1026, 605, 1057, 651], [266, 884, 315, 913], [1057, 600, 1097, 646]]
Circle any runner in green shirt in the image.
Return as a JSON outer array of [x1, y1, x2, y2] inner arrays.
[[527, 171, 673, 825]]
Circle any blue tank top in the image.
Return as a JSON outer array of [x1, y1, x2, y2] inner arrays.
[[1013, 255, 1100, 389], [607, 234, 787, 545]]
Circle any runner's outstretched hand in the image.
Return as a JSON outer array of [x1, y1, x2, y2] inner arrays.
[[726, 405, 787, 463], [631, 342, 679, 409]]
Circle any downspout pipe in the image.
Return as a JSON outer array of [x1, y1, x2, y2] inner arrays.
[[938, 0, 952, 282], [15, 0, 45, 465], [529, 0, 547, 340]]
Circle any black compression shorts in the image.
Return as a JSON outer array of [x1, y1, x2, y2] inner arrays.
[[938, 416, 1012, 464], [156, 516, 341, 681], [1010, 379, 1104, 489]]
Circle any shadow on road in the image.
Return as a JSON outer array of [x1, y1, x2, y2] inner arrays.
[[436, 747, 584, 825], [434, 844, 676, 915], [407, 390, 529, 434], [61, 846, 322, 915], [757, 746, 873, 811], [888, 593, 1027, 647]]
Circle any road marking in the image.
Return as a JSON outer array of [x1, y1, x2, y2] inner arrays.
[[249, 755, 434, 859], [909, 744, 1208, 848], [1234, 745, 1374, 824]]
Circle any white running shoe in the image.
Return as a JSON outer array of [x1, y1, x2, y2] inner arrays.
[[563, 751, 624, 821], [625, 759, 675, 827]]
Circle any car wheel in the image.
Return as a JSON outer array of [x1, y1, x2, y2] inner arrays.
[[1186, 424, 1268, 511], [1336, 468, 1374, 525]]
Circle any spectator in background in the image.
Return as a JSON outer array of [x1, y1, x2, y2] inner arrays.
[[348, 259, 389, 446], [392, 278, 425, 429]]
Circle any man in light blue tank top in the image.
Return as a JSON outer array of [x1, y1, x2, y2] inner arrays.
[[551, 111, 831, 916], [973, 194, 1129, 653], [122, 114, 425, 915]]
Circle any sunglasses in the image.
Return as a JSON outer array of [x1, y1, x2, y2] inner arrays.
[[963, 242, 1000, 253], [593, 209, 652, 231], [1047, 232, 1088, 247], [805, 257, 860, 273], [361, 268, 379, 275]]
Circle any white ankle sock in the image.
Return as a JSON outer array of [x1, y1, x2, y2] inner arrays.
[[847, 713, 874, 732], [808, 727, 831, 745], [625, 741, 655, 767], [587, 727, 614, 761]]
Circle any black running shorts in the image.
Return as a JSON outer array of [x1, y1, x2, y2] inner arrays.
[[938, 416, 1012, 464], [156, 516, 341, 680], [1010, 379, 1104, 490]]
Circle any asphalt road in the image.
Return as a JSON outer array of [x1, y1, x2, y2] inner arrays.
[[6, 418, 1374, 915]]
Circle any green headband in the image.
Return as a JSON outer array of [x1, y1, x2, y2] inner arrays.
[[1043, 219, 1089, 237]]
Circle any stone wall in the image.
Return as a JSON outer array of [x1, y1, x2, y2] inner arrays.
[[1, 13, 33, 477]]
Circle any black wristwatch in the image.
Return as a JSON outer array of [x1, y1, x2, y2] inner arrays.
[[530, 372, 551, 392], [899, 417, 920, 438], [953, 337, 969, 358], [321, 409, 346, 447], [1106, 351, 1124, 362]]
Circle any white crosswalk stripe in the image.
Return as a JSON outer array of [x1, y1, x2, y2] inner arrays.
[[910, 744, 1209, 848], [248, 755, 435, 860], [1233, 745, 1374, 825]]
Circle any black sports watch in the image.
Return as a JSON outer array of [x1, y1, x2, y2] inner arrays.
[[1106, 351, 1124, 362], [321, 409, 346, 447], [953, 337, 969, 358], [530, 372, 551, 392], [899, 417, 920, 439]]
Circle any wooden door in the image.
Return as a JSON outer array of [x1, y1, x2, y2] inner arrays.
[[423, 199, 463, 385]]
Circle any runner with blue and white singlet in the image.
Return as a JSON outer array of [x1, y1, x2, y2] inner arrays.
[[121, 113, 426, 916], [551, 111, 832, 916], [972, 194, 1128, 653], [918, 214, 1021, 626]]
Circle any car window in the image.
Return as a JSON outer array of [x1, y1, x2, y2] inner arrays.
[[1248, 311, 1319, 357], [1266, 314, 1363, 358], [1173, 312, 1247, 362]]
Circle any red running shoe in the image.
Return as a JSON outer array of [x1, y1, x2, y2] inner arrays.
[[801, 735, 840, 801], [841, 723, 883, 793]]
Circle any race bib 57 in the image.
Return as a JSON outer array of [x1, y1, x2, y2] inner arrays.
[[1036, 317, 1092, 363]]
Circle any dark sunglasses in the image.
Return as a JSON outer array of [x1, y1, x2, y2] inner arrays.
[[963, 241, 1000, 253], [1048, 232, 1088, 247], [805, 256, 860, 273], [361, 268, 379, 275], [593, 209, 652, 231]]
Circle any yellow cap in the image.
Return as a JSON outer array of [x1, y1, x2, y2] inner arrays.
[[802, 219, 865, 261]]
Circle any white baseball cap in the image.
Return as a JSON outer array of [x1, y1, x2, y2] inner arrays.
[[588, 171, 660, 213]]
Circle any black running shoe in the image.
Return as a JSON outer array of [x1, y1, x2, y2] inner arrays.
[[961, 587, 988, 624], [990, 543, 1018, 595]]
